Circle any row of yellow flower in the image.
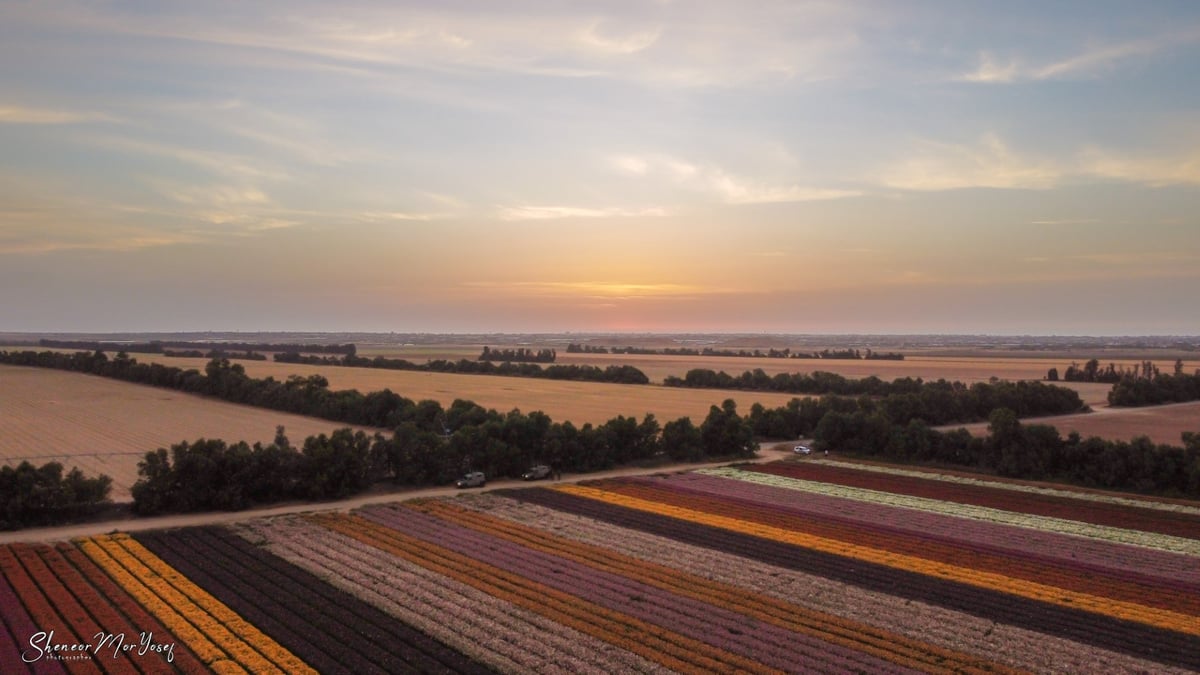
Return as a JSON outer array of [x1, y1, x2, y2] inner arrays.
[[76, 536, 232, 670], [79, 534, 315, 674], [416, 499, 1013, 675], [556, 483, 1200, 637], [699, 467, 1200, 555], [313, 512, 783, 675]]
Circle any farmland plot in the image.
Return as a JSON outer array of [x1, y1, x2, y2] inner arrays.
[[0, 365, 378, 502], [2, 460, 1197, 674]]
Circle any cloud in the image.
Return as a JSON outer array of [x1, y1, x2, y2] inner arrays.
[[1079, 147, 1200, 186], [959, 26, 1200, 84], [497, 205, 669, 221], [959, 53, 1019, 83], [878, 134, 1063, 190], [0, 104, 112, 124], [609, 153, 861, 204]]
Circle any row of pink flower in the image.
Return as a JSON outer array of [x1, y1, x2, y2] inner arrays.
[[814, 459, 1200, 516], [360, 503, 915, 675], [234, 517, 668, 675], [457, 492, 1196, 675], [611, 475, 1198, 616], [701, 467, 1200, 555], [755, 462, 1200, 539], [630, 472, 1200, 593]]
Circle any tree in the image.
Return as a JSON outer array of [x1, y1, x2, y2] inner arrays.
[[700, 399, 757, 458], [662, 418, 704, 461]]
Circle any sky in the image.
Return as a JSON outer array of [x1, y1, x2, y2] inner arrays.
[[1, 1, 1198, 335]]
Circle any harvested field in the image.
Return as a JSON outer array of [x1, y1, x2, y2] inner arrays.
[[0, 365, 378, 502], [948, 400, 1200, 445], [114, 355, 803, 426]]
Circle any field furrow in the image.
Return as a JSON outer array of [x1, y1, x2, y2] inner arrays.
[[500, 486, 1200, 670], [314, 512, 781, 674], [751, 462, 1200, 538], [461, 492, 1193, 674], [608, 475, 1200, 613]]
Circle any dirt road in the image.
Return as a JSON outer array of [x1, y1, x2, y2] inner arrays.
[[0, 445, 798, 544]]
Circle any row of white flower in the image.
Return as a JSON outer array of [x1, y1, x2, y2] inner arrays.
[[234, 516, 666, 675], [699, 467, 1200, 557], [812, 459, 1200, 515], [456, 493, 1187, 675]]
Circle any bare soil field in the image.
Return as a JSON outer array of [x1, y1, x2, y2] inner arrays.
[[0, 365, 378, 502], [948, 400, 1200, 445]]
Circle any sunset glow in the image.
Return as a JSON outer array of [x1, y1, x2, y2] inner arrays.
[[1, 2, 1198, 334]]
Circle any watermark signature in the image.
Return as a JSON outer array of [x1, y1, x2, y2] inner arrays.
[[23, 630, 175, 664]]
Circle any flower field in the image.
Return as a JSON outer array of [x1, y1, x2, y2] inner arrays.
[[2, 460, 1198, 673]]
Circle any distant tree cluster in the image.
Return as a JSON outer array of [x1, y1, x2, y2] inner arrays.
[[163, 349, 267, 361], [275, 351, 647, 384], [666, 368, 1083, 418], [1045, 358, 1200, 407], [478, 346, 556, 363], [1, 461, 112, 530], [743, 379, 1084, 441], [565, 343, 904, 360], [811, 409, 1200, 498], [38, 339, 355, 355]]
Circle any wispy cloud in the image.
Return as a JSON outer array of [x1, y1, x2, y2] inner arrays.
[[878, 134, 1063, 190], [497, 205, 669, 221], [959, 26, 1200, 83], [0, 104, 113, 124], [610, 153, 860, 204], [1080, 146, 1200, 186]]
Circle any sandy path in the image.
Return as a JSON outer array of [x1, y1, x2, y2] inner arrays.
[[0, 446, 796, 544]]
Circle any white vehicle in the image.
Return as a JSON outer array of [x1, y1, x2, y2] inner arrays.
[[455, 471, 486, 488], [793, 445, 813, 455]]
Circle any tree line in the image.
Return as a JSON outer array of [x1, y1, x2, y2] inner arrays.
[[478, 346, 556, 363], [743, 378, 1085, 440], [38, 339, 356, 355], [274, 351, 648, 384], [131, 399, 756, 516], [811, 408, 1200, 498], [1, 461, 112, 530], [566, 343, 904, 360], [666, 368, 1084, 417]]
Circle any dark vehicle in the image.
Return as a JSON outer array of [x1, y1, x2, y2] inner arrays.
[[455, 471, 486, 488], [522, 464, 552, 480]]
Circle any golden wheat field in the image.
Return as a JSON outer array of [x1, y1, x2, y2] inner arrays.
[[4, 347, 1196, 504], [0, 366, 378, 502]]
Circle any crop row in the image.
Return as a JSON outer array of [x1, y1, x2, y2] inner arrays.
[[672, 470, 1200, 584], [814, 459, 1200, 515], [132, 526, 488, 674], [313, 511, 779, 674], [407, 497, 1011, 675], [749, 462, 1200, 538], [607, 475, 1200, 614], [459, 492, 1192, 674], [559, 482, 1200, 636], [699, 467, 1200, 556], [500, 486, 1200, 671], [0, 541, 209, 675], [77, 534, 306, 674], [234, 515, 669, 674], [359, 502, 917, 674]]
